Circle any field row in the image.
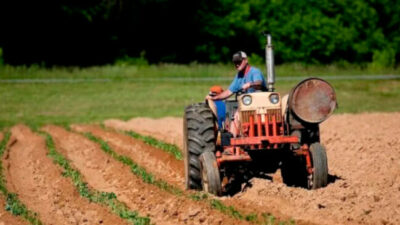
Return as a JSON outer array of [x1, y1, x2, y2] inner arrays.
[[0, 125, 293, 225]]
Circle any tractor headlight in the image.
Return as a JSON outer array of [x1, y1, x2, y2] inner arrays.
[[269, 94, 279, 104], [242, 95, 252, 105]]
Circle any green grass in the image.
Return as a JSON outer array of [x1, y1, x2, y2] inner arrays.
[[124, 130, 182, 160], [0, 132, 42, 225], [40, 131, 151, 225], [84, 131, 294, 224], [1, 63, 400, 79], [1, 64, 400, 129]]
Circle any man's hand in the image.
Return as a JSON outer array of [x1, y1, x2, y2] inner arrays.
[[205, 95, 213, 100], [242, 82, 251, 91]]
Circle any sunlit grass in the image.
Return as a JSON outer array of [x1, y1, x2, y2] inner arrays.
[[0, 64, 399, 129]]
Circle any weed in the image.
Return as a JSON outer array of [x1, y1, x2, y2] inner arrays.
[[0, 132, 42, 225], [188, 192, 208, 201], [84, 132, 183, 196], [210, 199, 244, 220], [124, 131, 182, 160], [40, 131, 150, 225], [83, 132, 288, 224]]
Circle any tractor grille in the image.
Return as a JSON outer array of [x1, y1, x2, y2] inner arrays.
[[267, 109, 282, 123], [241, 110, 255, 123], [240, 109, 282, 123], [240, 108, 284, 137]]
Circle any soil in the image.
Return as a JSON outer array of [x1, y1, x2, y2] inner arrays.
[[0, 132, 28, 225], [71, 124, 185, 189], [4, 125, 127, 225], [104, 117, 184, 149], [105, 113, 400, 225], [42, 125, 250, 225]]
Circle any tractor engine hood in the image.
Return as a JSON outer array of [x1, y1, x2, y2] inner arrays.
[[288, 78, 337, 124]]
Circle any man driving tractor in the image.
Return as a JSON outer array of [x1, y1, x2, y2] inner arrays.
[[185, 35, 335, 196], [207, 51, 267, 136]]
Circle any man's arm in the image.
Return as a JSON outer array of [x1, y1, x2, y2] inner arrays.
[[210, 89, 233, 101], [242, 80, 263, 91]]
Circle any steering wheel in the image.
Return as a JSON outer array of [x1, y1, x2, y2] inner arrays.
[[235, 89, 245, 101]]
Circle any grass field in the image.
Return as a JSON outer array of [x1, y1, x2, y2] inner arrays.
[[1, 63, 400, 129]]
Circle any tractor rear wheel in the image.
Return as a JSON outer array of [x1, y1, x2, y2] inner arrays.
[[308, 142, 328, 189], [183, 103, 216, 190], [199, 151, 222, 196]]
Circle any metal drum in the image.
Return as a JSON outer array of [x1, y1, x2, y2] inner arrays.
[[289, 78, 337, 123]]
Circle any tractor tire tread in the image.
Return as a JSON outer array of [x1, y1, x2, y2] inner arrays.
[[184, 103, 216, 190]]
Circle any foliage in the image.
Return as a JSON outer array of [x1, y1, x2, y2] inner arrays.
[[115, 52, 149, 67], [41, 132, 151, 225], [0, 48, 3, 66], [1, 0, 399, 65], [124, 131, 182, 160], [84, 132, 183, 195], [371, 48, 396, 69]]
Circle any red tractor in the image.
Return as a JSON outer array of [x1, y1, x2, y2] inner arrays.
[[183, 35, 337, 195]]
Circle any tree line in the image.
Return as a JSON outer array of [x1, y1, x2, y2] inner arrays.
[[0, 0, 399, 66]]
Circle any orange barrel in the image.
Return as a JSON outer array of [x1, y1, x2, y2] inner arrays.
[[288, 78, 337, 123]]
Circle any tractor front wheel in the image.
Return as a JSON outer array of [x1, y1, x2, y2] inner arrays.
[[199, 151, 222, 196], [308, 142, 328, 189]]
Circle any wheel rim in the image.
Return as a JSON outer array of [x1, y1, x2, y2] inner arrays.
[[307, 171, 313, 189], [202, 165, 210, 192]]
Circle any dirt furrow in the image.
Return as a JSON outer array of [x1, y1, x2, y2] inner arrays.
[[0, 132, 28, 225], [4, 125, 128, 225], [104, 117, 184, 150], [104, 113, 400, 225], [71, 124, 308, 224], [71, 124, 185, 189], [43, 125, 250, 225]]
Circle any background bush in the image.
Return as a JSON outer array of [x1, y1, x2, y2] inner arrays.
[[0, 0, 399, 66]]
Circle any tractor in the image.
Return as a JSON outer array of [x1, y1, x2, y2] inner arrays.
[[183, 34, 337, 196]]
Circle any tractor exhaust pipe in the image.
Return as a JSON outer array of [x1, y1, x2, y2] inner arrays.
[[265, 34, 275, 92]]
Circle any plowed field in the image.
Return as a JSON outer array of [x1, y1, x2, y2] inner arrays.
[[2, 113, 399, 225], [5, 125, 128, 225], [0, 132, 28, 225], [43, 125, 249, 225], [105, 113, 400, 225]]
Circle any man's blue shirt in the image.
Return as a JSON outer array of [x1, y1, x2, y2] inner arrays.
[[228, 66, 266, 93]]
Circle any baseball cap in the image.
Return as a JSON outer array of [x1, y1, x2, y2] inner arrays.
[[232, 51, 247, 64]]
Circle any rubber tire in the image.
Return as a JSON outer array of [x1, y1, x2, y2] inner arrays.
[[199, 151, 222, 196], [183, 103, 216, 190], [308, 142, 328, 189]]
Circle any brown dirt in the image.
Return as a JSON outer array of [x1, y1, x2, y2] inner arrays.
[[105, 113, 400, 225], [71, 124, 185, 189], [104, 117, 184, 149], [70, 125, 305, 224], [4, 125, 127, 225], [0, 132, 28, 225], [42, 125, 251, 225]]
